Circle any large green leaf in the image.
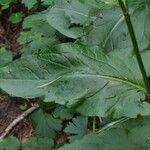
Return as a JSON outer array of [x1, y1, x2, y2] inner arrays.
[[78, 0, 118, 9], [46, 0, 96, 39], [82, 0, 150, 50], [0, 44, 150, 118], [58, 117, 150, 150], [47, 0, 150, 50]]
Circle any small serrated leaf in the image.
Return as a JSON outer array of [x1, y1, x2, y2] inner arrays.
[[9, 12, 24, 24], [65, 116, 88, 142], [0, 136, 20, 150], [22, 0, 37, 9], [53, 106, 74, 120], [31, 109, 62, 138], [0, 48, 12, 67], [22, 137, 53, 150], [59, 117, 150, 150]]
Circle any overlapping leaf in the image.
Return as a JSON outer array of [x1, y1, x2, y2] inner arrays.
[[46, 0, 96, 39], [65, 116, 88, 142], [0, 44, 150, 118], [81, 5, 150, 50], [47, 0, 150, 50], [22, 137, 53, 150], [21, 0, 37, 9], [58, 117, 150, 150], [0, 48, 12, 67], [18, 12, 60, 52], [31, 109, 62, 138], [53, 106, 74, 120]]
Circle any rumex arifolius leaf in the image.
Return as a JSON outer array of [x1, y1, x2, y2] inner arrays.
[[47, 0, 150, 50], [0, 43, 150, 118]]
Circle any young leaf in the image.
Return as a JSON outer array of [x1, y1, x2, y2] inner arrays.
[[0, 44, 150, 118], [53, 106, 74, 120], [0, 48, 12, 67], [0, 136, 20, 150], [22, 137, 53, 150], [18, 13, 60, 52], [9, 12, 24, 24], [0, 0, 11, 6], [31, 109, 62, 138], [21, 0, 37, 9], [65, 116, 88, 142]]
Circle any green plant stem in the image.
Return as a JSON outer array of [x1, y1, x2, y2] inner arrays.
[[118, 0, 150, 96]]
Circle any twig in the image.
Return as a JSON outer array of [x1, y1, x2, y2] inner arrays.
[[0, 104, 39, 142]]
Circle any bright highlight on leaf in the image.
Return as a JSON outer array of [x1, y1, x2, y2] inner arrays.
[[9, 12, 24, 24]]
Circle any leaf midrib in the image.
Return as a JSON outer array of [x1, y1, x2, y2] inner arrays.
[[1, 72, 145, 92], [69, 74, 145, 92], [99, 75, 145, 92]]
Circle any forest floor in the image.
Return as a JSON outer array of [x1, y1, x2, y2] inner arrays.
[[0, 4, 34, 143], [0, 4, 69, 145]]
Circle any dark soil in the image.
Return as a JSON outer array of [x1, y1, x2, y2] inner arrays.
[[0, 94, 34, 143], [0, 3, 78, 145], [0, 4, 34, 143], [0, 3, 28, 57]]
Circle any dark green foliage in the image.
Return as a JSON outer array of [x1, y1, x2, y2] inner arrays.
[[1, 0, 150, 150]]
